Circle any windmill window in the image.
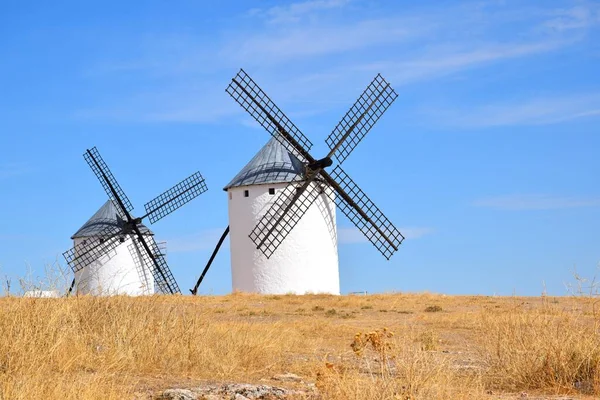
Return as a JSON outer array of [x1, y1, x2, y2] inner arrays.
[[229, 192, 232, 200], [244, 190, 249, 198], [269, 188, 275, 195]]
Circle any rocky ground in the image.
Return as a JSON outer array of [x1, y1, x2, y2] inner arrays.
[[155, 374, 317, 400], [156, 383, 584, 400]]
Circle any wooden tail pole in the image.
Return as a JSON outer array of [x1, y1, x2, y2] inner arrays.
[[190, 226, 230, 295], [66, 278, 75, 297]]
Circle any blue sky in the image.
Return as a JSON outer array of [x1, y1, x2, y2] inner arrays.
[[0, 0, 599, 296]]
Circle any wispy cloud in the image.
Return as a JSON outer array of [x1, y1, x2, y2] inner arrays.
[[0, 163, 32, 180], [338, 226, 435, 244], [357, 39, 571, 86], [75, 1, 599, 124], [228, 1, 594, 70], [164, 228, 229, 253], [222, 16, 433, 66], [473, 194, 600, 210], [73, 85, 239, 124], [431, 93, 600, 128], [542, 4, 600, 32], [248, 0, 351, 24]]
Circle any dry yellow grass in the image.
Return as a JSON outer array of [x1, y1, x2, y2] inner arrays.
[[0, 293, 598, 399]]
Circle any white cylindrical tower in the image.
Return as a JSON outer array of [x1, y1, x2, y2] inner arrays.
[[71, 200, 154, 296], [225, 138, 340, 295]]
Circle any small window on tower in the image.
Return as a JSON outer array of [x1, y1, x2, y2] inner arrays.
[[229, 192, 232, 200], [244, 190, 249, 197], [269, 188, 275, 195]]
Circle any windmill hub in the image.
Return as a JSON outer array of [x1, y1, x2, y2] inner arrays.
[[121, 218, 142, 234], [306, 157, 333, 174]]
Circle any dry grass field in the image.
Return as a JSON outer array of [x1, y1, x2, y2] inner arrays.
[[1, 292, 599, 399]]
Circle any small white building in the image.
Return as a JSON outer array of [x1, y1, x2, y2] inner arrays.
[[71, 200, 154, 296], [224, 137, 340, 295], [23, 290, 60, 298]]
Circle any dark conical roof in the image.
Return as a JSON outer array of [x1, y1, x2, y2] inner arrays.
[[223, 137, 305, 190], [71, 200, 152, 239]]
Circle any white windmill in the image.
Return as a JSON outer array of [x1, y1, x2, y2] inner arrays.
[[63, 147, 207, 296], [191, 70, 404, 295], [225, 137, 339, 294], [70, 200, 155, 295]]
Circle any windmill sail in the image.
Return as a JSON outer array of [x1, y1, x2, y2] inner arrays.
[[84, 147, 134, 218], [325, 74, 398, 164], [143, 172, 207, 224], [226, 69, 314, 163], [226, 70, 403, 260], [324, 166, 404, 259]]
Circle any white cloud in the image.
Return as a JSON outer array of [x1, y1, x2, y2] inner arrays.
[[431, 93, 600, 128], [249, 0, 351, 24], [73, 85, 240, 124], [543, 5, 600, 32], [221, 16, 431, 66], [473, 194, 600, 210], [571, 108, 600, 119], [226, 2, 594, 69], [75, 1, 599, 124], [355, 39, 570, 86]]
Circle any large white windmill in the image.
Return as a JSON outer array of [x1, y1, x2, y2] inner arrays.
[[224, 137, 340, 294], [191, 70, 404, 296]]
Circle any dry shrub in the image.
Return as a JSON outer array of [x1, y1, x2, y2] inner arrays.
[[479, 305, 600, 395], [417, 330, 439, 351], [317, 328, 482, 400]]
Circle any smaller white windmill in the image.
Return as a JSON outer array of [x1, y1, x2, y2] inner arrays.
[[64, 147, 207, 296], [69, 200, 155, 295], [191, 70, 404, 295]]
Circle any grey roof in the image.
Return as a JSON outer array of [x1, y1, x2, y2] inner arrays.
[[71, 200, 152, 239], [223, 136, 305, 190]]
